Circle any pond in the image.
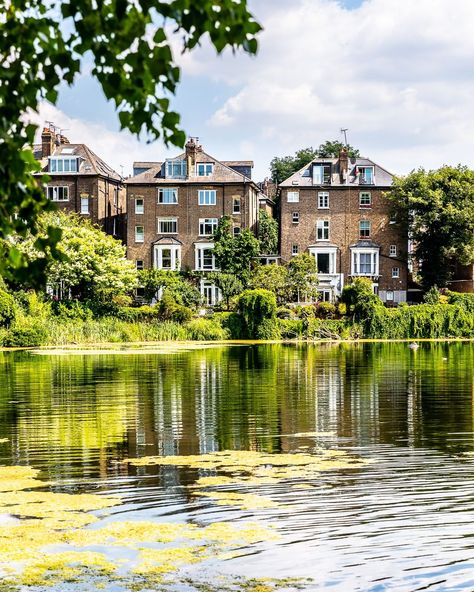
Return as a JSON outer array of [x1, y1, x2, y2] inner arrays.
[[1, 342, 474, 591]]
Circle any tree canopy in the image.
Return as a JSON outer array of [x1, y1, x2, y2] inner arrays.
[[258, 210, 278, 254], [270, 140, 360, 183], [389, 166, 474, 289], [0, 0, 261, 283]]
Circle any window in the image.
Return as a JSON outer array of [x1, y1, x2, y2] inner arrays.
[[389, 244, 397, 257], [318, 192, 329, 209], [158, 188, 178, 204], [233, 197, 241, 214], [49, 157, 78, 173], [309, 247, 337, 275], [165, 159, 186, 178], [317, 220, 329, 241], [358, 166, 374, 184], [319, 290, 332, 302], [386, 290, 394, 301], [199, 218, 218, 236], [313, 164, 331, 184], [195, 244, 217, 271], [157, 217, 178, 234], [135, 198, 144, 214], [287, 191, 299, 203], [201, 280, 221, 306], [135, 226, 144, 243], [351, 249, 379, 276], [154, 245, 181, 270], [136, 260, 144, 270], [292, 212, 299, 223], [292, 244, 299, 256], [80, 197, 89, 214], [197, 163, 213, 176], [47, 186, 69, 201], [233, 226, 241, 236], [359, 220, 371, 238], [316, 253, 330, 274], [359, 192, 372, 208], [198, 190, 217, 206], [392, 267, 400, 278]]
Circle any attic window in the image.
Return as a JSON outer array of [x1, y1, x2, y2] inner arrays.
[[358, 166, 374, 185], [49, 157, 78, 173], [197, 163, 213, 176], [165, 159, 186, 178], [61, 148, 74, 154], [313, 164, 331, 185]]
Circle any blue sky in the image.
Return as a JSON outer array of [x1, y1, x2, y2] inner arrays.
[[38, 0, 474, 180]]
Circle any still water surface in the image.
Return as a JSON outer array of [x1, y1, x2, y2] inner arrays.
[[1, 342, 474, 591]]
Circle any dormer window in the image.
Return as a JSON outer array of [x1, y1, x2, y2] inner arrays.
[[165, 159, 186, 178], [358, 166, 374, 185], [197, 162, 213, 176], [313, 163, 331, 185], [49, 157, 79, 173]]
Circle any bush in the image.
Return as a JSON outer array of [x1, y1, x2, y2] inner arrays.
[[185, 318, 229, 341], [276, 307, 293, 319], [316, 302, 336, 319], [213, 312, 246, 339], [158, 291, 193, 323], [0, 290, 17, 327], [337, 302, 347, 316], [423, 285, 441, 305], [4, 322, 48, 347], [55, 300, 94, 321], [341, 278, 383, 320], [294, 305, 315, 319], [237, 289, 278, 339]]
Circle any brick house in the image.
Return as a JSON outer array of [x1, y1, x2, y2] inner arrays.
[[125, 138, 262, 305], [279, 150, 408, 304], [34, 126, 126, 239]]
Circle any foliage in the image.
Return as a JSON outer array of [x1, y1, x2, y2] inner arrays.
[[237, 289, 280, 339], [213, 217, 260, 284], [258, 210, 278, 254], [13, 212, 138, 300], [0, 290, 17, 328], [270, 141, 360, 183], [139, 269, 201, 308], [316, 302, 336, 319], [213, 312, 246, 339], [207, 272, 243, 310], [158, 291, 193, 323], [276, 307, 293, 319], [249, 264, 289, 303], [185, 318, 229, 341], [287, 253, 319, 302], [341, 277, 382, 321], [389, 166, 474, 289], [55, 300, 94, 322], [446, 291, 474, 313], [1, 0, 261, 283], [423, 285, 441, 305], [3, 321, 47, 347]]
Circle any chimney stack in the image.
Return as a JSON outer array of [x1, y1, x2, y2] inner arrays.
[[339, 147, 349, 182], [185, 137, 202, 178], [41, 127, 55, 158]]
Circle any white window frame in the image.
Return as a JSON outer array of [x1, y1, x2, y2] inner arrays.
[[359, 220, 371, 238], [358, 166, 374, 185], [136, 260, 144, 270], [196, 162, 213, 176], [135, 225, 144, 243], [318, 192, 329, 209], [233, 197, 241, 214], [392, 267, 400, 278], [199, 218, 218, 237], [165, 160, 186, 178], [154, 245, 181, 270], [233, 226, 241, 236], [292, 212, 299, 224], [292, 244, 299, 256], [200, 279, 221, 306], [49, 157, 79, 173], [158, 188, 178, 204], [195, 242, 217, 271], [359, 191, 372, 208], [80, 196, 89, 215], [316, 219, 330, 241], [309, 246, 337, 275], [389, 244, 397, 257], [287, 191, 299, 203], [47, 186, 69, 202], [135, 197, 144, 214], [198, 190, 217, 206], [157, 217, 178, 234], [351, 247, 379, 277]]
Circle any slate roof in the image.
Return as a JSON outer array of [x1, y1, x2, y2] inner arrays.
[[280, 157, 393, 188], [35, 144, 122, 181]]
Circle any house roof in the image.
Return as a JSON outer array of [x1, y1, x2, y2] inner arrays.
[[126, 149, 254, 185], [280, 156, 393, 188], [36, 144, 122, 181]]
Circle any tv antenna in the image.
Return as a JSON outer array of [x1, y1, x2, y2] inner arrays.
[[340, 128, 349, 146]]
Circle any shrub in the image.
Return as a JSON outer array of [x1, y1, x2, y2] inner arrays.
[[158, 291, 193, 323], [0, 290, 17, 327], [316, 302, 336, 319], [295, 305, 315, 319], [276, 307, 293, 319], [185, 318, 229, 341], [213, 312, 246, 339], [423, 285, 441, 305], [278, 319, 304, 339], [237, 289, 278, 339], [55, 300, 94, 321], [4, 322, 48, 347], [341, 278, 383, 320], [337, 302, 347, 316]]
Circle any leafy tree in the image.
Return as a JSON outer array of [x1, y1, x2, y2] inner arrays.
[[287, 253, 319, 303], [389, 166, 474, 289], [13, 212, 138, 300], [237, 289, 280, 339], [249, 264, 289, 304], [208, 272, 243, 310], [0, 0, 261, 284], [139, 269, 201, 308], [213, 217, 260, 284], [341, 277, 381, 321], [270, 141, 360, 183], [258, 210, 278, 254]]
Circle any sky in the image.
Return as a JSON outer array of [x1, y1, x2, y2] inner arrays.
[[35, 0, 474, 180]]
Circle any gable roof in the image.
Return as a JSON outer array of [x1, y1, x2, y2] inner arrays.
[[280, 156, 393, 188], [36, 144, 122, 181]]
